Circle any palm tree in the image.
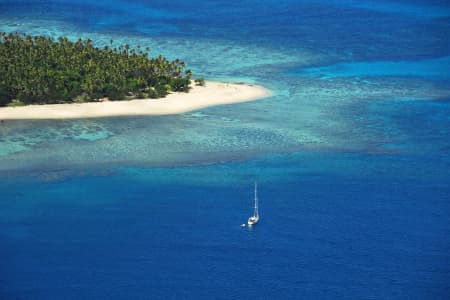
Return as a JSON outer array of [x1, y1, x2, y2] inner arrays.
[[0, 32, 192, 106]]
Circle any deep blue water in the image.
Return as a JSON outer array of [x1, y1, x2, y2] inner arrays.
[[2, 152, 450, 299], [1, 1, 450, 299]]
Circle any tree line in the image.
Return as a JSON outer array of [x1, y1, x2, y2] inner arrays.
[[0, 32, 199, 106]]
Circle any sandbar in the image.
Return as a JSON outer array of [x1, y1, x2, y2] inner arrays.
[[0, 81, 271, 120]]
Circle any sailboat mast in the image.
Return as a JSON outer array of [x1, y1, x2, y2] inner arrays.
[[254, 182, 258, 217]]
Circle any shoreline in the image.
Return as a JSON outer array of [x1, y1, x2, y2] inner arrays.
[[0, 81, 271, 120]]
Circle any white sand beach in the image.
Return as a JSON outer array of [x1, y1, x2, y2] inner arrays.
[[0, 81, 271, 120]]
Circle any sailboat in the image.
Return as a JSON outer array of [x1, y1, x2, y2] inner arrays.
[[247, 183, 260, 225]]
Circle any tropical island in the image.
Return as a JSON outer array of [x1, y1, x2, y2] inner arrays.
[[0, 32, 270, 119], [0, 32, 195, 105]]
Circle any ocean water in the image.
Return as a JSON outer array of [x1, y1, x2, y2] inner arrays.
[[1, 1, 450, 299]]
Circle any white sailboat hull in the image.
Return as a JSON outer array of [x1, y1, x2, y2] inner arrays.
[[248, 216, 259, 225]]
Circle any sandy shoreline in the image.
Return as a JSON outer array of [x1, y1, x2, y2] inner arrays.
[[0, 81, 271, 120]]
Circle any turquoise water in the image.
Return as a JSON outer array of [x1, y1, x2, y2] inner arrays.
[[1, 1, 450, 299], [320, 0, 450, 18], [291, 56, 450, 80]]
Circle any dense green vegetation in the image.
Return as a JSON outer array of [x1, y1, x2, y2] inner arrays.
[[194, 78, 206, 86], [0, 32, 200, 106]]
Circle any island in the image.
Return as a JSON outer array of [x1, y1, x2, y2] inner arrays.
[[0, 32, 271, 119]]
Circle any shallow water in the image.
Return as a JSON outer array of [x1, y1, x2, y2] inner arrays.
[[1, 0, 450, 299]]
